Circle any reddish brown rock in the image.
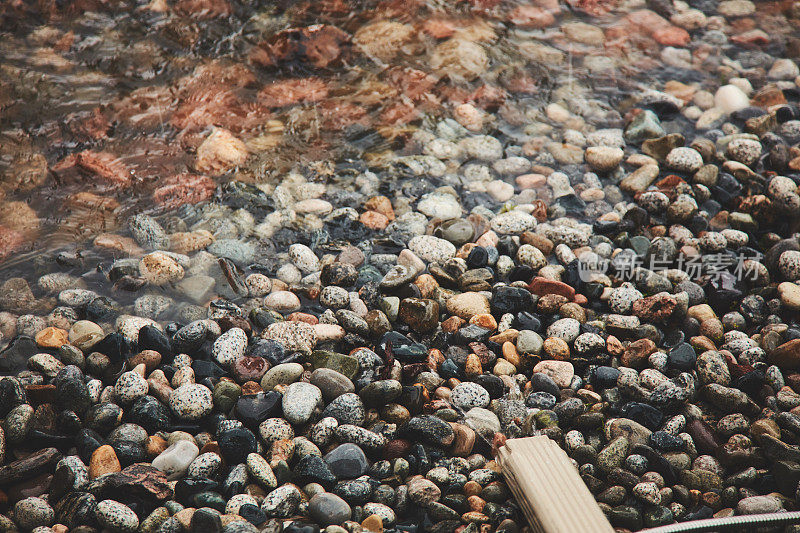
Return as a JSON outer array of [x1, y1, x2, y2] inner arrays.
[[470, 84, 507, 111], [317, 100, 369, 130], [362, 514, 383, 533], [731, 29, 770, 46], [364, 196, 395, 221], [112, 86, 176, 129], [441, 316, 465, 333], [147, 435, 168, 457], [521, 231, 553, 254], [528, 277, 576, 300], [631, 293, 677, 323], [770, 340, 800, 370], [384, 67, 438, 101], [287, 313, 318, 325], [175, 0, 231, 19], [7, 472, 52, 502], [241, 381, 262, 395], [103, 463, 173, 501], [532, 360, 574, 388], [232, 356, 269, 383], [421, 18, 457, 39], [384, 439, 412, 460], [450, 423, 476, 456], [566, 0, 618, 16], [622, 339, 657, 369], [751, 85, 787, 108], [0, 225, 25, 261], [687, 418, 721, 455], [68, 106, 110, 140], [127, 350, 162, 373], [67, 192, 120, 212], [0, 448, 61, 485], [153, 174, 216, 209], [170, 86, 270, 134], [25, 384, 56, 405], [509, 6, 555, 28], [360, 211, 390, 230], [74, 150, 131, 189], [217, 316, 251, 334], [200, 442, 222, 457], [653, 26, 690, 46], [94, 233, 143, 255], [250, 25, 351, 69], [258, 78, 329, 107]]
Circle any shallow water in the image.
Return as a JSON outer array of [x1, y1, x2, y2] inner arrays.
[[0, 0, 702, 280]]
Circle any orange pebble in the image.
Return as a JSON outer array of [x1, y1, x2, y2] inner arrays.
[[360, 211, 389, 230], [362, 514, 383, 532], [469, 313, 497, 330]]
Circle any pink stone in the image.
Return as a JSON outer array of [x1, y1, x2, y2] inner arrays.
[[532, 360, 575, 388], [516, 174, 547, 189]]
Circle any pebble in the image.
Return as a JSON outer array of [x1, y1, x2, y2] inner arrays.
[[289, 244, 320, 274], [263, 291, 302, 313], [14, 497, 54, 530], [737, 495, 782, 515], [666, 147, 703, 173], [446, 292, 491, 319], [212, 327, 248, 366], [779, 251, 800, 280], [282, 382, 323, 425], [308, 493, 352, 526], [261, 484, 303, 517], [130, 214, 169, 251], [262, 321, 316, 353], [114, 370, 149, 404], [407, 235, 456, 264], [715, 84, 750, 114], [450, 382, 490, 410], [152, 440, 199, 480], [169, 384, 213, 420], [417, 192, 462, 220], [246, 452, 277, 490], [323, 443, 368, 479], [491, 211, 537, 234], [261, 363, 304, 390], [585, 146, 624, 172], [140, 252, 185, 285], [96, 499, 140, 532], [407, 477, 442, 505]]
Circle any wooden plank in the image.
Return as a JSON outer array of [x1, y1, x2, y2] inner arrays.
[[497, 436, 614, 533]]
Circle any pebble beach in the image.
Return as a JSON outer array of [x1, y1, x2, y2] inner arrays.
[[3, 0, 800, 531]]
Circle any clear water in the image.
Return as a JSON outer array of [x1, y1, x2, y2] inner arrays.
[[0, 0, 789, 287]]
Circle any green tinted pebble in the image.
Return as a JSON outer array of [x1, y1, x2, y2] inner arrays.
[[212, 381, 241, 412]]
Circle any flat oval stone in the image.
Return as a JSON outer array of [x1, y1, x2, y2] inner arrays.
[[405, 416, 455, 447], [310, 368, 354, 401], [96, 499, 139, 532], [323, 443, 369, 479], [282, 382, 322, 426], [308, 492, 351, 526]]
